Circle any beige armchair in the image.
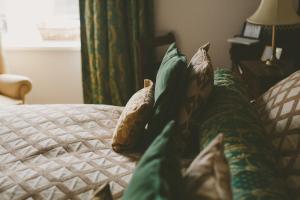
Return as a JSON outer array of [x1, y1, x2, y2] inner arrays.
[[0, 44, 32, 105], [0, 74, 32, 105]]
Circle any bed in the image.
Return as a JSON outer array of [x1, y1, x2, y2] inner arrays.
[[0, 104, 139, 200]]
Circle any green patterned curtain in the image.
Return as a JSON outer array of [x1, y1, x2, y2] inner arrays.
[[298, 0, 300, 15], [79, 0, 154, 105]]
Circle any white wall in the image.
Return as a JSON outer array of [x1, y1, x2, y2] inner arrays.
[[155, 0, 261, 68], [3, 48, 83, 104]]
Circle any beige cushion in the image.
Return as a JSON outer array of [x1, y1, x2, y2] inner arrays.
[[176, 43, 214, 153], [112, 79, 154, 152], [0, 94, 23, 105], [184, 134, 232, 200], [256, 70, 300, 197]]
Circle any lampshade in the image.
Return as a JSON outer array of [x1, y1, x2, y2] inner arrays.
[[247, 0, 300, 26]]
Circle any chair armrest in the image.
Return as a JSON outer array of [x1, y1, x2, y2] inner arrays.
[[0, 74, 32, 101]]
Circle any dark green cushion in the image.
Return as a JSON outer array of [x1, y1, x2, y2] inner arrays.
[[147, 43, 187, 138], [123, 120, 183, 200], [194, 69, 289, 200]]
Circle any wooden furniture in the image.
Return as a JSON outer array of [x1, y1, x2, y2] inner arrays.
[[136, 32, 175, 86], [235, 60, 297, 98], [230, 26, 300, 69], [230, 0, 300, 71], [246, 0, 300, 66], [230, 11, 300, 99]]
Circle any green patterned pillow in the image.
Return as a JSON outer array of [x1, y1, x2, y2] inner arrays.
[[194, 69, 289, 200], [123, 120, 183, 200]]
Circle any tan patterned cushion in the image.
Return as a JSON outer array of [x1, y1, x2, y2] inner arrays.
[[177, 43, 214, 153], [112, 80, 154, 152], [184, 134, 232, 200], [256, 70, 300, 197]]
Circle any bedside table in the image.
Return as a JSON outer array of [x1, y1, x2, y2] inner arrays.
[[235, 60, 298, 99]]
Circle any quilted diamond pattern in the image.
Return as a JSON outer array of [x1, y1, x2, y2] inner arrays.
[[0, 104, 138, 200]]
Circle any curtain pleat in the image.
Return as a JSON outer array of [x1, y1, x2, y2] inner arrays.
[[80, 0, 154, 106]]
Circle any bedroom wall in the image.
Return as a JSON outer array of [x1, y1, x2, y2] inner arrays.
[[2, 1, 261, 104], [154, 0, 261, 68], [5, 0, 296, 104], [3, 48, 84, 104]]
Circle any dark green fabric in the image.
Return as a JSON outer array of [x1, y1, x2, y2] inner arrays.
[[147, 43, 187, 138], [79, 0, 154, 105], [194, 69, 289, 200], [298, 0, 300, 15], [123, 120, 183, 200]]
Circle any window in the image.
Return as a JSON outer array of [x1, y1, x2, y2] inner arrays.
[[0, 0, 80, 47]]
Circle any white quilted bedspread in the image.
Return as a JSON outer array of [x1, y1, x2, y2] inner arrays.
[[0, 104, 139, 200]]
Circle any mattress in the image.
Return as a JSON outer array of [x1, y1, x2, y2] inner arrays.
[[0, 104, 139, 200]]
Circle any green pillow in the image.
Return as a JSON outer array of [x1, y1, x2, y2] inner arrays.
[[123, 120, 183, 200], [194, 69, 289, 200], [147, 43, 187, 139]]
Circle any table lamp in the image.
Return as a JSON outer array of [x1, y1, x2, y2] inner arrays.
[[247, 0, 300, 66]]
